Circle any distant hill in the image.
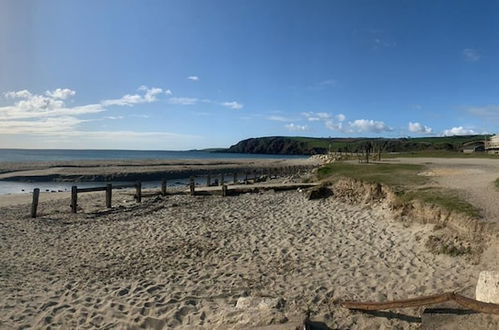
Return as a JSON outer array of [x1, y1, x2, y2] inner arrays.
[[221, 135, 491, 155]]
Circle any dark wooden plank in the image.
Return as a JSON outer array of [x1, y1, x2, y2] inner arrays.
[[31, 188, 40, 218], [106, 184, 112, 208], [77, 186, 107, 193], [71, 186, 78, 213]]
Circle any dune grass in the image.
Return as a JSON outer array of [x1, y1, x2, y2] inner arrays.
[[317, 162, 427, 188], [495, 178, 499, 190], [318, 162, 481, 218]]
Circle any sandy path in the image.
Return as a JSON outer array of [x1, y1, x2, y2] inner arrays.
[[0, 190, 482, 329], [389, 158, 499, 224]]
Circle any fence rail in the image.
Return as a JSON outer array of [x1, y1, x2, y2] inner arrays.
[[29, 164, 315, 217]]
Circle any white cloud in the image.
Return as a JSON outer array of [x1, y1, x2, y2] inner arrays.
[[168, 97, 198, 105], [187, 76, 199, 81], [285, 123, 308, 131], [324, 116, 391, 134], [302, 112, 332, 121], [0, 86, 166, 136], [408, 121, 432, 134], [325, 120, 343, 131], [336, 113, 346, 122], [102, 86, 163, 106], [463, 48, 480, 62], [221, 101, 243, 110], [5, 89, 33, 99], [349, 119, 391, 133], [45, 88, 76, 100], [164, 89, 173, 95], [442, 126, 477, 136], [0, 89, 104, 120]]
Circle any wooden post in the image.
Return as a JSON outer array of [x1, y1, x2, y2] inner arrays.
[[31, 188, 40, 218], [207, 174, 211, 186], [245, 171, 248, 182], [233, 172, 237, 184], [71, 186, 77, 213], [221, 173, 224, 185], [161, 179, 167, 196], [252, 169, 257, 180], [106, 184, 112, 208], [222, 184, 227, 197], [135, 182, 142, 203], [189, 177, 195, 195]]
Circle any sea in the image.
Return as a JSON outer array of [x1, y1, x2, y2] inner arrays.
[[0, 149, 306, 195]]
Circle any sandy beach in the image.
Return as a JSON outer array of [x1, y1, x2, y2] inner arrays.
[[0, 177, 492, 329]]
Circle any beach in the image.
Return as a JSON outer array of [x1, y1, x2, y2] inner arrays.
[[0, 158, 315, 184], [0, 175, 490, 329]]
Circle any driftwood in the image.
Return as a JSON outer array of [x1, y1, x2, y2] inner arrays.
[[338, 292, 499, 315]]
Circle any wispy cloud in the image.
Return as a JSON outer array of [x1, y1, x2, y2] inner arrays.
[[221, 101, 243, 110], [464, 105, 499, 120], [168, 97, 199, 105], [187, 76, 200, 81], [408, 121, 432, 134], [285, 123, 308, 131], [102, 86, 164, 106], [462, 48, 480, 62], [266, 115, 296, 122]]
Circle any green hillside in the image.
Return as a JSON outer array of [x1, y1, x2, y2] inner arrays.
[[221, 135, 491, 155]]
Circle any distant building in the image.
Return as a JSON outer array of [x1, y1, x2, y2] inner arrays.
[[462, 141, 485, 153], [486, 135, 499, 154]]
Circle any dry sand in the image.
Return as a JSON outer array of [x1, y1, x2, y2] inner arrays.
[[389, 157, 499, 224], [0, 185, 488, 329]]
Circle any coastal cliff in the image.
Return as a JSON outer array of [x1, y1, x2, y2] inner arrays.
[[223, 135, 490, 155]]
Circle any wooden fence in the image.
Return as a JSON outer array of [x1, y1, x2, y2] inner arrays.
[[30, 165, 314, 217]]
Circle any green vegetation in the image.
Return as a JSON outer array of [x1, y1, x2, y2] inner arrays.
[[495, 178, 499, 190], [400, 188, 481, 218], [317, 162, 427, 188], [222, 135, 492, 155], [317, 162, 481, 218]]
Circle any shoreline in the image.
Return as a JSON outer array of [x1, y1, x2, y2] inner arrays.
[[0, 158, 317, 183]]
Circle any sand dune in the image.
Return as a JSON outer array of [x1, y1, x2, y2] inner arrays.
[[0, 187, 487, 329]]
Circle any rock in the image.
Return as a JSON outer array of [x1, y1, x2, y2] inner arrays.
[[476, 271, 499, 303], [307, 186, 333, 200]]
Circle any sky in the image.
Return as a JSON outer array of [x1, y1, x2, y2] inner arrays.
[[1, 0, 499, 150]]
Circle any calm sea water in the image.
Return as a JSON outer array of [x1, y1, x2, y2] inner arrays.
[[0, 149, 305, 163], [0, 149, 305, 195]]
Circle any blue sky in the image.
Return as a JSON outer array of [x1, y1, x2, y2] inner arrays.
[[1, 0, 498, 150]]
